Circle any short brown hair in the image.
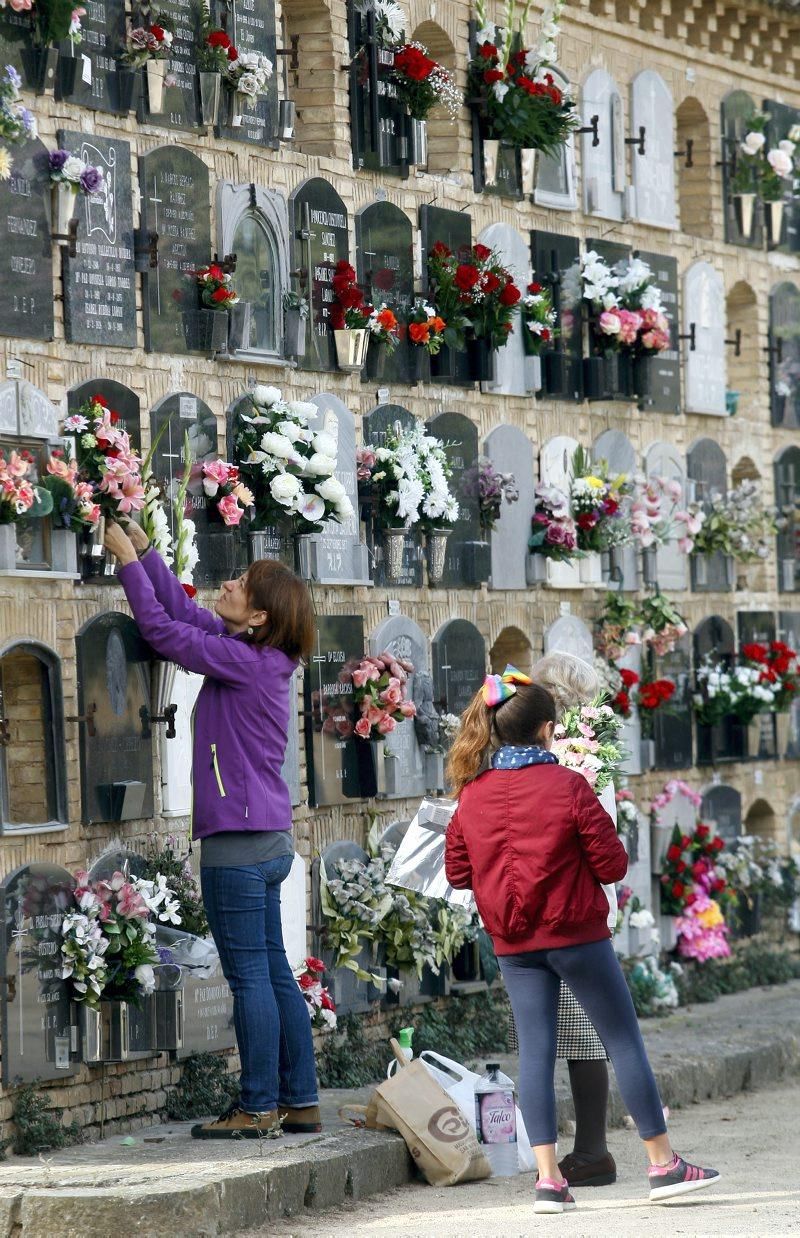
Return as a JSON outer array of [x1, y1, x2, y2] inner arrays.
[[245, 560, 316, 661]]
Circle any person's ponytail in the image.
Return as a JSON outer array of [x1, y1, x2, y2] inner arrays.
[[446, 692, 492, 798]]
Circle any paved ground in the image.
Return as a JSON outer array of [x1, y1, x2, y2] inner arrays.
[[258, 1080, 800, 1238]]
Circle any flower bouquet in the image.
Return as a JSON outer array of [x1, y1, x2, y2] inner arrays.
[[0, 66, 36, 179], [201, 460, 253, 527], [232, 384, 353, 538], [348, 650, 416, 740], [196, 2, 237, 124], [330, 260, 375, 370], [659, 821, 729, 920], [319, 851, 393, 980], [407, 302, 447, 355], [40, 448, 100, 531], [570, 446, 632, 554], [551, 698, 624, 794], [630, 475, 686, 550], [391, 41, 459, 123], [528, 482, 577, 562], [359, 420, 459, 533], [48, 146, 105, 234], [140, 833, 208, 937], [195, 263, 239, 311], [294, 956, 337, 1030], [0, 448, 38, 526], [120, 15, 174, 113], [462, 456, 518, 536], [693, 655, 777, 727], [61, 867, 182, 1008], [740, 641, 800, 711], [519, 280, 557, 356], [225, 49, 273, 123], [64, 395, 145, 525], [595, 593, 641, 663], [426, 240, 521, 358], [687, 479, 778, 567], [367, 304, 400, 354]]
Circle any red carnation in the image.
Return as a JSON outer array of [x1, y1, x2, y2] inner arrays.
[[207, 30, 231, 48], [547, 86, 563, 104], [620, 668, 640, 688], [675, 860, 687, 874], [712, 878, 726, 892], [666, 844, 682, 861], [92, 394, 109, 407], [671, 881, 685, 898], [455, 263, 480, 291], [499, 282, 521, 305], [298, 973, 316, 990], [483, 69, 504, 84], [613, 691, 630, 713], [321, 991, 335, 1010], [305, 956, 325, 973], [478, 41, 498, 59], [330, 305, 345, 330], [742, 643, 769, 663], [712, 836, 725, 851], [541, 328, 551, 342], [577, 513, 598, 529]]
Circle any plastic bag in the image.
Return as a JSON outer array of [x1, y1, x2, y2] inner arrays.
[[385, 798, 474, 910], [155, 925, 220, 978]]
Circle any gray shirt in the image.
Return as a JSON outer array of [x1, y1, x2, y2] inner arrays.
[[200, 830, 294, 867]]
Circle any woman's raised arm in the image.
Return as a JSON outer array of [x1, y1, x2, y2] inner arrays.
[[138, 547, 226, 635]]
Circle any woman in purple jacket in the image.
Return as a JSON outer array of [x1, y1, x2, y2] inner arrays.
[[106, 520, 319, 1140]]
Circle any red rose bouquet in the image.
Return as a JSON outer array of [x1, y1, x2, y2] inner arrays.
[[519, 280, 557, 355], [426, 240, 521, 350], [195, 263, 239, 310], [392, 41, 459, 122], [330, 260, 374, 330], [197, 3, 238, 72], [293, 957, 337, 1031], [741, 640, 800, 711], [659, 822, 729, 916]]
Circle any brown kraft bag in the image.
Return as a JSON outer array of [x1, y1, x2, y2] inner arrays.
[[365, 1038, 491, 1187]]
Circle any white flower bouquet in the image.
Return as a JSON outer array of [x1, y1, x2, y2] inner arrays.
[[361, 420, 459, 532]]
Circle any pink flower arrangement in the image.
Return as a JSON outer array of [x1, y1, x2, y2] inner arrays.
[[649, 779, 702, 824], [630, 475, 687, 549], [201, 459, 253, 527], [0, 448, 36, 525], [528, 483, 578, 562], [67, 396, 146, 522], [675, 893, 730, 962], [348, 651, 417, 741]]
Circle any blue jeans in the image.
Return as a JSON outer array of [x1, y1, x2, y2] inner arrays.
[[499, 938, 666, 1146], [201, 857, 319, 1113]]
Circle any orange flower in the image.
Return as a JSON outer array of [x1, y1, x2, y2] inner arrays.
[[408, 322, 430, 344], [431, 316, 446, 333], [376, 308, 397, 331]]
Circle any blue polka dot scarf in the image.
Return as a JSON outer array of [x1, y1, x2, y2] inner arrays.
[[491, 745, 559, 769]]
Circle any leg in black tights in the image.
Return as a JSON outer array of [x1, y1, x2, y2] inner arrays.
[[567, 1058, 609, 1159]]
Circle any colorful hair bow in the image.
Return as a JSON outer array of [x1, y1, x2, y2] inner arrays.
[[482, 664, 533, 707]]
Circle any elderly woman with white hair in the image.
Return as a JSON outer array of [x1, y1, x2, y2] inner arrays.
[[513, 650, 620, 1188]]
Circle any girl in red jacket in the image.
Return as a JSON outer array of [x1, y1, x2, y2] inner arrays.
[[444, 669, 720, 1214]]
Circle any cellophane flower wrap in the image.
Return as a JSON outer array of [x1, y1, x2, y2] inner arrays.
[[467, 0, 577, 154], [64, 395, 146, 521], [233, 384, 354, 532], [358, 420, 459, 532], [426, 240, 521, 350], [520, 280, 557, 355], [201, 459, 253, 527], [293, 956, 337, 1030], [0, 447, 37, 525], [61, 868, 182, 1008], [528, 482, 577, 561], [551, 697, 624, 793], [349, 650, 417, 740]]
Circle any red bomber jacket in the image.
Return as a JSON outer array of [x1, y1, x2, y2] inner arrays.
[[444, 763, 628, 954]]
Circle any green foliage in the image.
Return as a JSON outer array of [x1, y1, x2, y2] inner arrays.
[[675, 942, 800, 1006], [165, 1052, 239, 1121], [140, 834, 209, 938], [10, 1085, 81, 1156], [35, 0, 79, 46]]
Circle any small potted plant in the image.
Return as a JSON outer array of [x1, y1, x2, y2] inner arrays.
[[48, 147, 105, 237], [196, 1, 235, 127], [224, 48, 273, 128], [330, 260, 373, 371], [120, 14, 174, 116], [283, 289, 309, 357]]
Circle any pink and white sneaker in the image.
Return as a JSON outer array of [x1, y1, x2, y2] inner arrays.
[[534, 1178, 577, 1214], [648, 1154, 721, 1202]]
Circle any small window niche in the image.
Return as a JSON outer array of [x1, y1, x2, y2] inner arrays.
[[0, 642, 68, 833], [534, 68, 577, 210], [676, 97, 712, 239], [216, 183, 289, 360], [0, 380, 61, 573]]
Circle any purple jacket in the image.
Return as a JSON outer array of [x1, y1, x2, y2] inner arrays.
[[118, 550, 297, 839]]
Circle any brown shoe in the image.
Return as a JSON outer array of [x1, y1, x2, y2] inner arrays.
[[278, 1104, 322, 1133], [191, 1103, 281, 1139], [558, 1151, 616, 1186]]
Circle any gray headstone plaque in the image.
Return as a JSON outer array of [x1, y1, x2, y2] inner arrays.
[[582, 69, 624, 220], [356, 201, 414, 385], [139, 146, 211, 355], [306, 393, 369, 585], [593, 428, 639, 591], [1, 863, 77, 1086], [637, 250, 680, 413], [176, 956, 236, 1058], [362, 403, 423, 588], [59, 131, 136, 347], [540, 434, 578, 493], [215, 0, 278, 149], [701, 785, 742, 842], [88, 847, 146, 882], [432, 619, 486, 716], [544, 615, 593, 663], [304, 614, 369, 807], [58, 0, 125, 113], [68, 380, 141, 452], [75, 612, 154, 825], [687, 438, 730, 592], [289, 178, 349, 372], [314, 842, 381, 1015], [684, 261, 726, 416], [0, 380, 58, 439], [0, 138, 53, 341], [369, 615, 429, 801], [477, 223, 530, 397], [644, 440, 687, 590], [485, 424, 534, 591], [630, 70, 677, 229], [426, 412, 486, 588]]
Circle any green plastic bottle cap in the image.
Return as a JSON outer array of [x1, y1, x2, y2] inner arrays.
[[397, 1027, 414, 1049]]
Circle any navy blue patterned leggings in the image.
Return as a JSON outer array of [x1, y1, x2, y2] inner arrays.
[[498, 938, 666, 1146]]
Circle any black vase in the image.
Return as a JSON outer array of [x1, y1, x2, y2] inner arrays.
[[544, 350, 570, 397], [410, 344, 429, 384], [583, 355, 606, 401], [21, 45, 59, 95], [633, 355, 654, 406], [466, 336, 494, 383], [430, 343, 458, 382], [355, 738, 378, 799], [112, 67, 139, 115], [56, 53, 78, 99]]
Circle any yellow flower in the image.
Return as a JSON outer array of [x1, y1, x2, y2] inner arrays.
[[0, 148, 12, 182], [697, 899, 724, 930], [585, 476, 605, 489]]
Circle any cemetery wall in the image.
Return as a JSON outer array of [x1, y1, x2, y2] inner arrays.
[[0, 0, 799, 1133]]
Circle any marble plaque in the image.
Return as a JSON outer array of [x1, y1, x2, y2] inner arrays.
[[644, 440, 687, 591], [420, 205, 472, 386], [289, 178, 349, 372], [177, 956, 236, 1057], [582, 69, 624, 220], [484, 424, 535, 590], [0, 380, 58, 440], [88, 847, 146, 882], [593, 428, 639, 591], [59, 130, 136, 347], [630, 70, 677, 229], [304, 615, 367, 807], [426, 412, 486, 588], [356, 201, 414, 384], [684, 261, 726, 416], [700, 785, 742, 842], [307, 393, 369, 585], [59, 0, 126, 113], [1, 863, 77, 1086], [431, 619, 486, 717], [161, 670, 203, 817], [0, 138, 53, 341], [544, 615, 593, 663], [636, 250, 680, 413], [68, 380, 141, 452], [362, 403, 423, 588], [478, 223, 530, 397], [139, 147, 212, 355], [738, 612, 777, 645], [540, 434, 578, 493], [370, 615, 429, 801], [769, 282, 800, 429], [76, 613, 154, 824], [215, 0, 278, 149]]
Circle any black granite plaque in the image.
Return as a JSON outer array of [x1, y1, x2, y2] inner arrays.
[[76, 612, 155, 824], [356, 202, 414, 384], [1, 863, 77, 1086], [362, 403, 422, 588], [700, 785, 742, 842], [348, 4, 406, 177], [531, 229, 582, 400], [431, 619, 486, 717], [0, 138, 53, 342], [636, 249, 680, 413], [420, 204, 472, 386], [289, 178, 349, 372], [737, 612, 777, 645], [694, 616, 746, 764], [769, 282, 800, 429], [766, 100, 800, 253], [0, 14, 30, 77], [721, 90, 763, 248], [145, 0, 201, 131], [304, 615, 371, 807], [58, 130, 137, 347], [59, 0, 126, 113], [139, 146, 211, 354], [215, 0, 278, 149], [426, 411, 487, 588], [651, 636, 693, 771], [68, 380, 141, 452]]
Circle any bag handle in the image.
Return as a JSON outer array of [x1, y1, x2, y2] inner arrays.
[[388, 1036, 411, 1068]]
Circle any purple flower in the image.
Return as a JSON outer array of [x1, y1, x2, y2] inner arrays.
[[157, 946, 175, 964], [5, 65, 21, 90], [22, 109, 35, 136], [79, 165, 103, 194], [49, 149, 70, 172]]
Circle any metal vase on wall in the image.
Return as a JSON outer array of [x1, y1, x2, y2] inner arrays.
[[284, 308, 306, 357], [381, 528, 407, 583], [482, 138, 500, 185], [765, 199, 785, 248], [520, 147, 537, 196], [334, 328, 369, 371], [732, 193, 756, 239], [426, 528, 451, 586], [227, 302, 252, 353], [145, 59, 167, 115], [409, 118, 428, 166], [198, 71, 222, 127]]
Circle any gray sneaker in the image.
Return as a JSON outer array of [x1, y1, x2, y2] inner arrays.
[[534, 1178, 577, 1214], [648, 1154, 721, 1202]]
